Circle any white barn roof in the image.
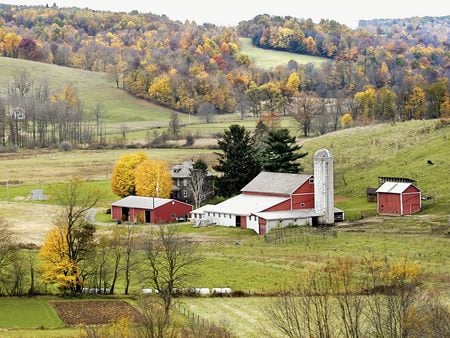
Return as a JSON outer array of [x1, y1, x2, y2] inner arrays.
[[376, 182, 417, 194], [241, 172, 312, 195], [191, 194, 288, 216], [254, 207, 344, 221], [112, 196, 173, 209]]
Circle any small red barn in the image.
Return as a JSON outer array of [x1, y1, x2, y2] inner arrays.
[[111, 196, 192, 224], [376, 182, 421, 216]]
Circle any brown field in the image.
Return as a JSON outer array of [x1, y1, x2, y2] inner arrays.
[[50, 300, 142, 325], [0, 201, 58, 245]]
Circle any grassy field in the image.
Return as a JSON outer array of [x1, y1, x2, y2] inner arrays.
[[240, 38, 329, 69], [0, 298, 63, 329], [0, 57, 185, 125]]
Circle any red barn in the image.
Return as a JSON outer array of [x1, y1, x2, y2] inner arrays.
[[376, 182, 421, 216], [190, 171, 343, 234], [111, 196, 192, 224]]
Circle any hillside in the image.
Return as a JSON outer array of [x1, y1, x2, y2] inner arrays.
[[239, 38, 328, 69], [301, 120, 450, 216], [0, 57, 181, 125]]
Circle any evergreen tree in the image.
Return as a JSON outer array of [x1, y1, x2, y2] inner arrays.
[[213, 125, 260, 197], [261, 128, 307, 173]]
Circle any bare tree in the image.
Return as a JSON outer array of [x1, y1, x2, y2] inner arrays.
[[93, 103, 104, 142], [198, 102, 216, 123], [188, 168, 208, 209], [137, 297, 177, 338], [290, 92, 318, 137], [146, 225, 198, 323], [123, 223, 137, 295]]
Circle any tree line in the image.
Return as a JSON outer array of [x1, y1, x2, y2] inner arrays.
[[0, 5, 448, 138]]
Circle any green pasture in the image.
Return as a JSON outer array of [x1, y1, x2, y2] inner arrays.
[[0, 298, 63, 329], [239, 37, 329, 69], [301, 120, 450, 215], [0, 57, 182, 124]]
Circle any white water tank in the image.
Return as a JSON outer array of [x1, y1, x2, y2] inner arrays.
[[314, 149, 334, 224]]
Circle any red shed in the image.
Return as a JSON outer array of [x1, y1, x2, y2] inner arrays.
[[111, 196, 192, 224], [376, 182, 421, 216]]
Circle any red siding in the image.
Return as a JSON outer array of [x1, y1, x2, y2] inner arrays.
[[153, 200, 193, 223], [378, 193, 401, 215], [402, 185, 421, 215], [240, 216, 247, 229], [291, 179, 315, 209], [264, 199, 291, 212], [111, 199, 193, 223], [258, 219, 266, 235]]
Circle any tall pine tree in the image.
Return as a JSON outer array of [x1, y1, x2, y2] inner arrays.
[[213, 125, 260, 197], [261, 128, 307, 173]]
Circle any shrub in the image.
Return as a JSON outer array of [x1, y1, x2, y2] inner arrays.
[[59, 141, 73, 152]]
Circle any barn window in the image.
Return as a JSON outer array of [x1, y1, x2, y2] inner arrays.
[[300, 203, 305, 207], [309, 177, 314, 184], [208, 212, 210, 216], [213, 213, 216, 217]]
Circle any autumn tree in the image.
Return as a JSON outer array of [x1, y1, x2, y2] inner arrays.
[[261, 128, 307, 173], [135, 159, 172, 198], [111, 151, 149, 197], [340, 112, 353, 128], [40, 177, 100, 293], [146, 225, 198, 324], [213, 125, 260, 197], [404, 87, 426, 120]]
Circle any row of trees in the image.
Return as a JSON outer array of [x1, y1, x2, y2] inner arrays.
[[1, 6, 448, 135], [0, 71, 110, 148], [267, 257, 450, 338]]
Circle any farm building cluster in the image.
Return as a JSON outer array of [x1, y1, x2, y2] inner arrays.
[[110, 148, 423, 233], [191, 149, 344, 235]]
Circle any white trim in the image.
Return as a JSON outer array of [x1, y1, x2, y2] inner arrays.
[[400, 192, 403, 215]]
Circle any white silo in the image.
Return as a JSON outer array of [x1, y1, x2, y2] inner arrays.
[[314, 149, 334, 224]]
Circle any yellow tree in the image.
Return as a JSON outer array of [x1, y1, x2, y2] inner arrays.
[[39, 227, 79, 293], [439, 95, 450, 120], [354, 86, 376, 123], [340, 112, 353, 128], [111, 151, 149, 197], [404, 87, 425, 120], [135, 159, 172, 198], [286, 72, 300, 93]]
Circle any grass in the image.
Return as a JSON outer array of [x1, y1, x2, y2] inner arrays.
[[0, 57, 183, 124], [0, 298, 64, 329], [301, 120, 450, 215], [239, 38, 329, 69]]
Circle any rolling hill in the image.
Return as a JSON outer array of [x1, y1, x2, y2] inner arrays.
[[0, 57, 183, 125], [239, 37, 329, 69]]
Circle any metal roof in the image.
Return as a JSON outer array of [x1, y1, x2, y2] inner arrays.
[[111, 196, 173, 209], [376, 182, 416, 194], [254, 207, 344, 220], [170, 160, 193, 178], [241, 172, 312, 195], [191, 194, 288, 216]]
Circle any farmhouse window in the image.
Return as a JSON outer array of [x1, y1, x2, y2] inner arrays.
[[183, 178, 187, 187], [183, 190, 188, 198]]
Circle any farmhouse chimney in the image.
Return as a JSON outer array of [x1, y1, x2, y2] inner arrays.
[[314, 149, 334, 224]]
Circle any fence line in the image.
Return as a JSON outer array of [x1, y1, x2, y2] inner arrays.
[[175, 302, 233, 337], [264, 226, 337, 244]]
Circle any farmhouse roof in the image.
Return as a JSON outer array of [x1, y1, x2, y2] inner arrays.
[[241, 172, 312, 195], [376, 182, 418, 194], [191, 194, 288, 216], [112, 196, 174, 209], [170, 160, 193, 178]]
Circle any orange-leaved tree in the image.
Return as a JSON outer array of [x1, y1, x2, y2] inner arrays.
[[135, 159, 172, 198], [111, 151, 149, 197]]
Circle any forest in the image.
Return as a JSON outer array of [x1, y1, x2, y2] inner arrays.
[[0, 4, 449, 148]]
